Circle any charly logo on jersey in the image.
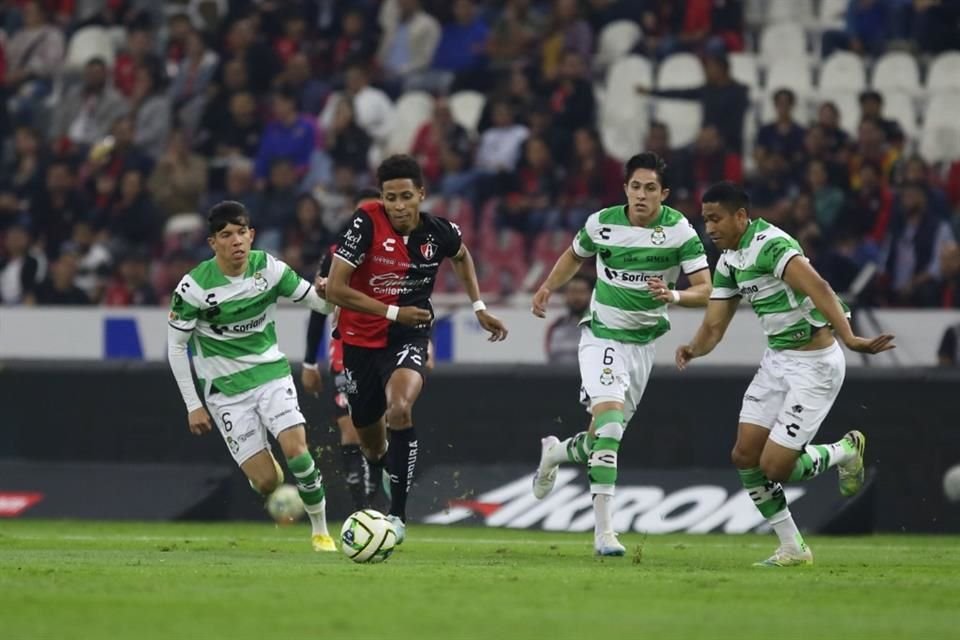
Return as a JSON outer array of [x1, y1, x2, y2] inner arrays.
[[651, 225, 667, 245], [253, 271, 268, 292]]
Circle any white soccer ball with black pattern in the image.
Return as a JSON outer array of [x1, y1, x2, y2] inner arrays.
[[265, 484, 305, 524], [340, 509, 397, 563]]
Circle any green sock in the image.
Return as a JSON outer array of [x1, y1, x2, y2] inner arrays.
[[788, 440, 853, 482], [565, 431, 593, 464], [587, 410, 624, 496], [287, 452, 328, 536], [738, 467, 787, 518]]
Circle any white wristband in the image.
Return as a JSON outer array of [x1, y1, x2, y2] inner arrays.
[[670, 290, 680, 304], [302, 362, 318, 371], [385, 305, 399, 321], [472, 300, 487, 312]]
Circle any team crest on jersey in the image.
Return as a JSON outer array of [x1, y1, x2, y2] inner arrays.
[[253, 271, 268, 292], [420, 240, 438, 260], [600, 367, 615, 385], [651, 226, 666, 245]]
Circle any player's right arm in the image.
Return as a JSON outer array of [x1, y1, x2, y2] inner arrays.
[[166, 277, 213, 435], [325, 211, 431, 327], [532, 220, 594, 317], [675, 255, 740, 369]]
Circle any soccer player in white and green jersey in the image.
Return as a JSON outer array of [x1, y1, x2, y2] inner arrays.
[[167, 201, 339, 552], [531, 152, 712, 556], [676, 181, 895, 567]]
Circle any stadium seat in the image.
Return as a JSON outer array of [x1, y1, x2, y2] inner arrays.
[[872, 52, 922, 96], [819, 52, 867, 94], [653, 54, 704, 148], [926, 52, 960, 93], [449, 91, 485, 137], [763, 57, 813, 110], [594, 20, 641, 72], [65, 26, 116, 70], [828, 91, 862, 136], [759, 23, 807, 67], [920, 92, 960, 162], [601, 55, 653, 161], [729, 52, 759, 95], [764, 0, 814, 25], [817, 0, 847, 30], [386, 91, 434, 155], [881, 91, 918, 141]]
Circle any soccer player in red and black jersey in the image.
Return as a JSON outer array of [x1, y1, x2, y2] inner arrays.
[[325, 154, 508, 542]]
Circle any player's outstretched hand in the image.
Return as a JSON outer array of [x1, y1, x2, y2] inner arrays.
[[844, 334, 896, 354], [532, 287, 551, 318], [301, 366, 322, 397], [675, 345, 696, 371], [314, 275, 328, 298], [397, 306, 433, 328], [647, 277, 673, 303], [187, 407, 213, 435], [477, 310, 508, 342]]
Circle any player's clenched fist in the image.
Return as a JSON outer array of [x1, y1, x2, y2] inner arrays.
[[187, 407, 213, 435], [531, 287, 551, 318], [396, 306, 433, 328]]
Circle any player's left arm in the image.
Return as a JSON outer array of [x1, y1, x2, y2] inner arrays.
[[450, 243, 508, 342], [781, 255, 895, 354]]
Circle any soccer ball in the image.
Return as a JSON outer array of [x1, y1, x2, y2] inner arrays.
[[265, 484, 305, 524], [340, 509, 398, 563], [943, 465, 960, 502]]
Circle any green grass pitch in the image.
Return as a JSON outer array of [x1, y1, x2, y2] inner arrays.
[[2, 520, 958, 639]]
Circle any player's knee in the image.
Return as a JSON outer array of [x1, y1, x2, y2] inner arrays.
[[731, 445, 759, 470], [385, 400, 413, 428], [759, 458, 791, 483], [252, 474, 280, 496]]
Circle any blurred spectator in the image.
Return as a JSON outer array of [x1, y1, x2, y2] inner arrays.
[[147, 128, 209, 217], [816, 101, 851, 160], [207, 157, 258, 213], [4, 125, 46, 207], [102, 250, 158, 306], [848, 118, 898, 190], [478, 65, 537, 132], [411, 96, 470, 189], [32, 160, 89, 259], [641, 52, 749, 152], [51, 58, 129, 151], [691, 124, 743, 205], [823, 0, 889, 56], [251, 158, 300, 252], [329, 8, 378, 73], [5, 0, 64, 125], [562, 127, 622, 229], [541, 0, 593, 83], [644, 120, 694, 207], [585, 0, 634, 31], [93, 168, 160, 252], [324, 99, 372, 175], [429, 0, 490, 92], [377, 0, 441, 93], [939, 245, 960, 309], [202, 90, 262, 164], [0, 223, 44, 304], [284, 193, 329, 273], [488, 0, 546, 70], [319, 63, 394, 146], [858, 90, 899, 141], [882, 181, 959, 307], [169, 28, 219, 135], [803, 123, 849, 188], [163, 12, 194, 73], [908, 0, 960, 53], [130, 60, 172, 160], [899, 155, 950, 219], [86, 115, 153, 187], [545, 272, 593, 364], [638, 0, 685, 59], [808, 159, 846, 233], [28, 251, 91, 305], [756, 89, 806, 176], [547, 51, 596, 136], [221, 17, 279, 95], [843, 161, 892, 246], [196, 58, 251, 150], [475, 100, 529, 174], [499, 136, 562, 237], [254, 86, 316, 181], [276, 52, 326, 116], [746, 150, 792, 220], [66, 219, 112, 302], [114, 23, 155, 98], [272, 10, 308, 66], [317, 164, 360, 236]]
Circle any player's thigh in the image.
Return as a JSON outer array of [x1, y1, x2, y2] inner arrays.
[[769, 346, 846, 451], [578, 328, 629, 409], [254, 375, 307, 442], [381, 338, 428, 409], [732, 422, 772, 469], [342, 343, 387, 429], [622, 342, 655, 423], [241, 449, 283, 493], [738, 349, 789, 430], [206, 390, 268, 466]]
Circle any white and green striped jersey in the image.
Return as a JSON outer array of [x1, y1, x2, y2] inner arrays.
[[169, 250, 313, 396], [711, 218, 850, 350], [572, 204, 708, 345]]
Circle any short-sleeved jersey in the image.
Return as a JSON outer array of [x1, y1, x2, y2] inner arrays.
[[333, 201, 462, 348], [572, 204, 708, 345], [710, 218, 850, 350], [169, 250, 312, 396]]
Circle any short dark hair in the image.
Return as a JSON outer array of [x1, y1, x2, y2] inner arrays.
[[859, 90, 883, 105], [773, 88, 795, 105], [701, 181, 750, 214], [208, 200, 251, 234], [624, 152, 667, 187], [377, 154, 424, 188]]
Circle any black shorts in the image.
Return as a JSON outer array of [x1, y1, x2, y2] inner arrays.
[[328, 367, 351, 420], [342, 338, 429, 428]]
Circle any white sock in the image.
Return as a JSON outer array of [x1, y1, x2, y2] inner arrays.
[[303, 498, 329, 536], [826, 440, 852, 466], [769, 508, 805, 551], [593, 493, 614, 537]]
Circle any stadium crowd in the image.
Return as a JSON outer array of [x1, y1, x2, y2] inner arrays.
[[0, 0, 959, 308]]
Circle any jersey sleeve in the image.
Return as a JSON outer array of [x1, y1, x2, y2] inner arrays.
[[333, 210, 374, 267], [678, 223, 709, 274], [269, 253, 311, 300], [710, 255, 740, 300], [756, 236, 801, 279], [438, 218, 463, 258], [169, 275, 202, 332], [572, 215, 598, 258]]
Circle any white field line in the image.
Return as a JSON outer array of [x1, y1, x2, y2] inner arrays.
[[0, 532, 934, 552]]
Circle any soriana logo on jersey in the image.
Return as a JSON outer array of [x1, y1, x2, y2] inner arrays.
[[0, 492, 44, 517]]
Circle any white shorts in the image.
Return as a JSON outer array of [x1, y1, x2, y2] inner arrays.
[[739, 341, 846, 450], [578, 326, 655, 423], [205, 375, 306, 465]]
